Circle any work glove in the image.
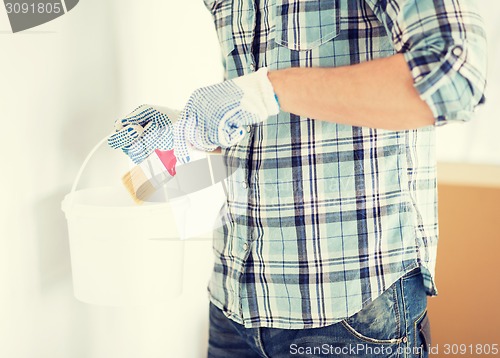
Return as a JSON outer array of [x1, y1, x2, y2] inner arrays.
[[174, 67, 280, 163], [107, 105, 179, 164]]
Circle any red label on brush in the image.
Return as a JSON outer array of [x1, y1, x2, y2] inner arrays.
[[154, 149, 177, 176]]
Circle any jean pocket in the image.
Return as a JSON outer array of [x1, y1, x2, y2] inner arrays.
[[204, 0, 235, 56], [274, 0, 341, 51], [416, 311, 431, 354], [341, 285, 404, 344]]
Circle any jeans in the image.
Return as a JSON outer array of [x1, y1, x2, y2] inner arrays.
[[207, 267, 431, 358]]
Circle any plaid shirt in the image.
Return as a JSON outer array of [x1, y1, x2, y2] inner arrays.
[[204, 0, 487, 328]]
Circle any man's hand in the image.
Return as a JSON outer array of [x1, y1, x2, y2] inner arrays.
[[174, 67, 279, 163], [107, 105, 180, 164]]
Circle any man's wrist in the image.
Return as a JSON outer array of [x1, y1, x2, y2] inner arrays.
[[266, 70, 281, 110], [250, 67, 280, 116], [267, 69, 287, 114], [231, 67, 279, 117]]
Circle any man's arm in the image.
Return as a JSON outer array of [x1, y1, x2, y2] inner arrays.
[[268, 54, 434, 131], [269, 0, 487, 132]]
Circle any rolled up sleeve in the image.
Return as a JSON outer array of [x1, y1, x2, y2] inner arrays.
[[367, 0, 487, 125]]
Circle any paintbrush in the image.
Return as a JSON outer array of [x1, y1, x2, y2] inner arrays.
[[116, 106, 183, 204], [122, 148, 177, 204], [118, 104, 227, 204], [121, 145, 220, 204]]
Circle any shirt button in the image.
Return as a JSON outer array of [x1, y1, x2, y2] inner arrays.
[[243, 243, 249, 251], [452, 46, 463, 57], [241, 181, 248, 189], [246, 125, 252, 133]]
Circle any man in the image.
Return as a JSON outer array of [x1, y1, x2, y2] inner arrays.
[[109, 0, 487, 357]]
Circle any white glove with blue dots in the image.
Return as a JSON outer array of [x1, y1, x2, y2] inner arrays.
[[107, 105, 178, 164], [174, 67, 280, 163]]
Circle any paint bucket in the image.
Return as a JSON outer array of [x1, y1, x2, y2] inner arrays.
[[61, 136, 186, 306]]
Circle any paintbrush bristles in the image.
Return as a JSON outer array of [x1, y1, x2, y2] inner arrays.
[[121, 166, 157, 205]]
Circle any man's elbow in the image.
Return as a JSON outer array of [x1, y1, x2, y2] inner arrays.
[[406, 38, 487, 125], [426, 71, 486, 126]]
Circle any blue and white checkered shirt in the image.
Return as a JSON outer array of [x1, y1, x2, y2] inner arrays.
[[204, 0, 487, 329]]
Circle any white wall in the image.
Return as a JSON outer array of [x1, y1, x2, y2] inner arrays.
[[0, 1, 498, 358], [0, 1, 222, 357]]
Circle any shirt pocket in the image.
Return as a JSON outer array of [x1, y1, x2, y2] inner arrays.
[[274, 0, 340, 51], [203, 0, 235, 56]]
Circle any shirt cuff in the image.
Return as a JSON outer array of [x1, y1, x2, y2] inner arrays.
[[403, 43, 486, 126]]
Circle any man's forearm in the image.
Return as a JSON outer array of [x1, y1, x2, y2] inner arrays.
[[267, 54, 435, 130]]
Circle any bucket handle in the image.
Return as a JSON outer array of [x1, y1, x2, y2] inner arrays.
[[68, 134, 113, 207]]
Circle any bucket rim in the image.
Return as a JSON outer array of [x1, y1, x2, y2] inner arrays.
[[61, 186, 184, 216]]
